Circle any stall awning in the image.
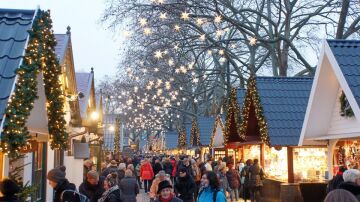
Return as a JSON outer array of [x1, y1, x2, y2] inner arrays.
[[299, 40, 360, 145]]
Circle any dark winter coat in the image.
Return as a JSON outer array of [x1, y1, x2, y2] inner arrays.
[[163, 162, 174, 176], [338, 181, 360, 200], [327, 173, 344, 193], [153, 162, 163, 175], [119, 176, 139, 202], [249, 164, 264, 187], [102, 189, 121, 202], [178, 164, 193, 177], [79, 176, 105, 202], [101, 166, 118, 177], [174, 174, 196, 201], [0, 195, 20, 202], [226, 168, 241, 189], [53, 179, 77, 202], [117, 170, 125, 183]]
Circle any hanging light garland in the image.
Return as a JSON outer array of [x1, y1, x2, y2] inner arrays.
[[239, 77, 270, 145], [177, 127, 187, 149], [224, 88, 244, 146], [209, 115, 225, 148], [190, 118, 201, 147], [1, 10, 68, 155]]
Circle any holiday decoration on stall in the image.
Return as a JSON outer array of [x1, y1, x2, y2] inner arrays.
[[239, 77, 270, 145], [1, 10, 68, 155], [340, 91, 354, 117], [177, 127, 187, 149], [209, 115, 225, 148], [114, 117, 121, 155], [224, 88, 244, 146], [190, 118, 201, 147]]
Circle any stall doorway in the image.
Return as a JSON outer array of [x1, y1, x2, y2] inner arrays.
[[32, 143, 47, 201]]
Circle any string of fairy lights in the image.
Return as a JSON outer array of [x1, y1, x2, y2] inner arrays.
[[112, 0, 258, 136], [1, 10, 68, 155]]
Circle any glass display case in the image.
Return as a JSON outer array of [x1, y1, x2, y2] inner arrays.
[[293, 148, 328, 182], [264, 146, 288, 181]]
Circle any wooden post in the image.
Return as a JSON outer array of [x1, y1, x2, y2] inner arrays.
[[260, 144, 265, 167], [287, 147, 294, 183]]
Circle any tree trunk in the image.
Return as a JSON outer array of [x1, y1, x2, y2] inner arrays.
[[336, 0, 350, 39]]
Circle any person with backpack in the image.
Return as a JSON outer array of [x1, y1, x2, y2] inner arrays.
[[198, 171, 226, 202], [248, 159, 264, 202], [226, 163, 241, 202], [98, 173, 121, 202], [47, 166, 84, 202], [79, 171, 105, 202], [327, 166, 347, 193]]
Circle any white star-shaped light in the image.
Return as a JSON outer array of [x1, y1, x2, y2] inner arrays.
[[249, 37, 257, 46], [220, 57, 226, 63], [143, 27, 152, 35], [181, 11, 190, 20], [160, 12, 167, 20], [219, 49, 225, 55], [207, 50, 212, 55], [175, 68, 180, 73], [154, 50, 162, 59], [174, 24, 181, 31], [199, 34, 206, 41], [216, 29, 223, 37], [174, 44, 179, 50], [214, 15, 222, 23], [168, 59, 174, 66], [139, 18, 147, 26], [196, 18, 204, 26]]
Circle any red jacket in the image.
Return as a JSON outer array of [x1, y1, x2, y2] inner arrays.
[[140, 162, 154, 180], [171, 159, 177, 177]]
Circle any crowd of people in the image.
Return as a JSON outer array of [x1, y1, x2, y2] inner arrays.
[[1, 154, 360, 201]]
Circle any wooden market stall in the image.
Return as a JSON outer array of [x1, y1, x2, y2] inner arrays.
[[300, 40, 360, 181], [239, 76, 328, 202]]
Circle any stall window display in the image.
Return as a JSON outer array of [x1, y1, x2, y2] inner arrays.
[[264, 146, 288, 181], [293, 148, 328, 182], [334, 140, 360, 173], [214, 149, 226, 161], [243, 145, 261, 161], [227, 149, 239, 165]]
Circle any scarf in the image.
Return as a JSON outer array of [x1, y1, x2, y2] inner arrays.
[[159, 193, 174, 202], [98, 185, 119, 202]]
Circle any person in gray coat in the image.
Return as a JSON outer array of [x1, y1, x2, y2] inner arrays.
[[119, 169, 139, 202]]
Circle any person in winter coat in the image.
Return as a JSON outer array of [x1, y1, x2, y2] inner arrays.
[[153, 159, 163, 175], [191, 158, 202, 200], [226, 163, 241, 202], [98, 173, 121, 202], [119, 169, 139, 202], [47, 166, 77, 202], [217, 164, 231, 199], [0, 178, 20, 202], [101, 160, 118, 177], [198, 171, 227, 202], [327, 166, 347, 193], [338, 169, 360, 200], [135, 161, 142, 189], [204, 158, 213, 172], [240, 159, 252, 201], [83, 160, 94, 182], [79, 171, 105, 202], [150, 171, 173, 200], [141, 158, 155, 193], [170, 157, 177, 181], [163, 158, 174, 178], [248, 159, 264, 202], [155, 180, 182, 202], [178, 158, 193, 177], [117, 163, 126, 183], [174, 167, 196, 202]]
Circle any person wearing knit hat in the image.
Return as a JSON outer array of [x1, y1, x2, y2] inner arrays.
[[79, 170, 105, 202], [47, 166, 77, 202], [155, 180, 182, 202], [0, 178, 20, 201]]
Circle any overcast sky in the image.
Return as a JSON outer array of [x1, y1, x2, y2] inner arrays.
[[0, 0, 121, 82]]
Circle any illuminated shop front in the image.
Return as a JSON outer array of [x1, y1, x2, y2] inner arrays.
[[333, 140, 360, 173], [264, 146, 288, 182], [243, 145, 261, 161]]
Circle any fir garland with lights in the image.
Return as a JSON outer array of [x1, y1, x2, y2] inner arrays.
[[1, 10, 68, 155], [224, 88, 244, 146], [177, 127, 187, 149], [209, 115, 225, 148], [190, 118, 201, 147], [340, 91, 354, 117], [239, 77, 270, 145], [114, 117, 121, 154]]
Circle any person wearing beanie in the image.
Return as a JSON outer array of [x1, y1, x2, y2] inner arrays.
[[0, 178, 20, 202], [98, 173, 121, 202], [79, 170, 105, 202], [155, 180, 182, 202], [47, 166, 76, 202]]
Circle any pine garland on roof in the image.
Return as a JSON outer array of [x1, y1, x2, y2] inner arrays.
[[239, 77, 270, 145], [209, 115, 225, 148], [177, 127, 187, 149], [224, 88, 244, 146], [190, 118, 201, 147]]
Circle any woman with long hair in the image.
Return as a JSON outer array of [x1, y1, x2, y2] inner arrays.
[[198, 171, 226, 202]]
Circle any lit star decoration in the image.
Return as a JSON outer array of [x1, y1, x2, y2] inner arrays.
[[214, 15, 222, 23], [181, 11, 190, 20], [160, 12, 167, 20], [249, 36, 257, 46], [139, 18, 147, 26]]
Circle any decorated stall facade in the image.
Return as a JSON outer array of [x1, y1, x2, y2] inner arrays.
[[300, 39, 360, 178], [209, 115, 226, 160]]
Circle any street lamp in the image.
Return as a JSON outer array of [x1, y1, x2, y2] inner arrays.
[[109, 125, 115, 132], [91, 111, 99, 120]]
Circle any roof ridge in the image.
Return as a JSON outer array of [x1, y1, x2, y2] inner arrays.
[[256, 76, 313, 80], [0, 37, 27, 42]]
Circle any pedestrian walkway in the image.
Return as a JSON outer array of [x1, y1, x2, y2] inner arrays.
[[136, 189, 150, 202]]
